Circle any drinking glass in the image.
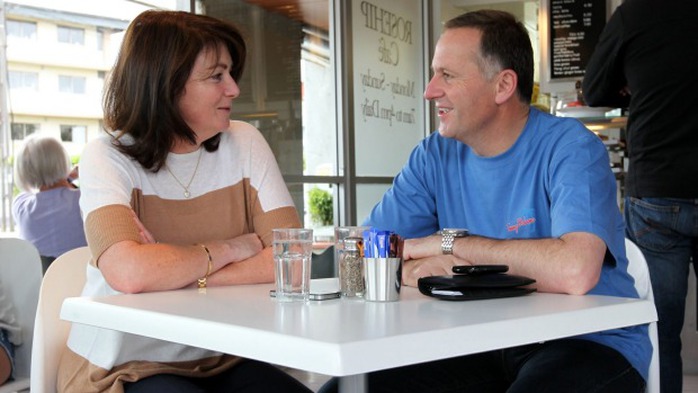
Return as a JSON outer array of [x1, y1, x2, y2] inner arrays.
[[272, 228, 313, 302]]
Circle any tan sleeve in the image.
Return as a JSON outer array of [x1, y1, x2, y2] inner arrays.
[[254, 206, 302, 247], [84, 204, 142, 267]]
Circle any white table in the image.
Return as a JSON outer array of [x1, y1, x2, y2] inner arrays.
[[61, 281, 657, 393]]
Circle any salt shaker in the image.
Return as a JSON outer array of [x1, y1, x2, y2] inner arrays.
[[340, 236, 364, 297]]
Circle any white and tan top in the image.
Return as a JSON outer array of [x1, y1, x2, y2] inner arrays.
[[58, 121, 300, 393]]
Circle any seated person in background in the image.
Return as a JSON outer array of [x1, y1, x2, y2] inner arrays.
[[12, 134, 87, 273], [321, 10, 650, 393], [57, 10, 311, 393], [0, 281, 22, 386]]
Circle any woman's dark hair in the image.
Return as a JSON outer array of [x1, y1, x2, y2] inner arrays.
[[445, 10, 533, 104], [103, 10, 247, 171]]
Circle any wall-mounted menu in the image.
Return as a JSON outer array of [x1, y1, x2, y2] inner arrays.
[[549, 0, 606, 80]]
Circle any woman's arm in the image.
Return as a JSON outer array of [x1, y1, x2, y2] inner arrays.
[[98, 214, 265, 293]]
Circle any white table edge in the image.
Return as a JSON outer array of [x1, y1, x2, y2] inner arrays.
[[60, 291, 657, 377]]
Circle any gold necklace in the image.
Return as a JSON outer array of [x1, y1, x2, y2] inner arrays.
[[165, 148, 203, 198]]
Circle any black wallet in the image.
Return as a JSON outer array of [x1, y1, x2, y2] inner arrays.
[[418, 265, 536, 301]]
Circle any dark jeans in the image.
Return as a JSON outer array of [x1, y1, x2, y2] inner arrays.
[[123, 360, 312, 393], [625, 196, 698, 393], [318, 339, 644, 393]]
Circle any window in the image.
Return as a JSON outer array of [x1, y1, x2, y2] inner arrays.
[[8, 71, 38, 91], [202, 0, 344, 231], [11, 123, 38, 140], [58, 75, 86, 94], [57, 25, 85, 45], [60, 125, 87, 142], [96, 29, 104, 51], [6, 20, 36, 39]]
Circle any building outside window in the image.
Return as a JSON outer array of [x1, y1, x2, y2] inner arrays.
[[60, 125, 87, 143], [96, 29, 104, 51], [6, 19, 36, 39], [10, 123, 38, 141], [58, 75, 86, 94], [57, 25, 85, 45], [8, 70, 38, 91]]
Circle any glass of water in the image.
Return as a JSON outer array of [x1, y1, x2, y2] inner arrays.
[[272, 228, 313, 302]]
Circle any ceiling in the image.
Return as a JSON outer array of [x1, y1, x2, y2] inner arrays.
[[243, 0, 329, 30]]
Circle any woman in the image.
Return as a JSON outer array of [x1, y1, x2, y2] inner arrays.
[[57, 10, 309, 393], [12, 134, 87, 273]]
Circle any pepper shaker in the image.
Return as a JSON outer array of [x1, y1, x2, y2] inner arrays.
[[340, 237, 364, 297]]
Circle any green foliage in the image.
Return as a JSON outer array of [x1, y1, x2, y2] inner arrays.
[[308, 187, 333, 226]]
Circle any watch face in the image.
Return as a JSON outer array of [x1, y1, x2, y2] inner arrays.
[[441, 228, 469, 237]]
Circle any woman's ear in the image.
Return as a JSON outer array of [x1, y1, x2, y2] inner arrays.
[[494, 69, 518, 105]]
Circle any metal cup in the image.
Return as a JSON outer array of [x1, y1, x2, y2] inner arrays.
[[363, 257, 402, 302]]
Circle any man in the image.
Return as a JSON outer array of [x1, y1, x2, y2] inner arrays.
[[321, 9, 650, 393], [583, 1, 698, 392]]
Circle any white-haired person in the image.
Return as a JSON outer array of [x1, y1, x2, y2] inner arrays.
[[12, 134, 87, 272]]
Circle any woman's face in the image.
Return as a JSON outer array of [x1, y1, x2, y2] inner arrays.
[[177, 43, 240, 151]]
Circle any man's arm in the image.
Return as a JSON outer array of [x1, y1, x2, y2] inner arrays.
[[402, 231, 606, 295]]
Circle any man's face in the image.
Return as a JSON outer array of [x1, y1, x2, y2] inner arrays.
[[424, 28, 499, 144]]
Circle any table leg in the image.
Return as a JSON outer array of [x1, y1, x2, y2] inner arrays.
[[338, 373, 367, 393]]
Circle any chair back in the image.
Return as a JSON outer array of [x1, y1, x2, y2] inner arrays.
[[624, 238, 660, 393], [0, 238, 43, 393], [30, 246, 90, 393]]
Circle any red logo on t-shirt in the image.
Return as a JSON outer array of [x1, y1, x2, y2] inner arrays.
[[507, 216, 536, 233]]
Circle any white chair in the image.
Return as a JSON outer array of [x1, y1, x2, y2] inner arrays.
[[30, 246, 89, 393], [625, 238, 660, 393], [0, 238, 43, 393]]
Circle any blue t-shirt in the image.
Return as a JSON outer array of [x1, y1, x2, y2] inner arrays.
[[365, 108, 651, 381]]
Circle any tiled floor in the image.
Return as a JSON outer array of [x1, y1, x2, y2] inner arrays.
[[287, 369, 698, 392]]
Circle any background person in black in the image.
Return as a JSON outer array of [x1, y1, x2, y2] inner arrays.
[[583, 1, 698, 392]]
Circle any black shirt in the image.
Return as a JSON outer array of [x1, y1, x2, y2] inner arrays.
[[583, 0, 698, 198]]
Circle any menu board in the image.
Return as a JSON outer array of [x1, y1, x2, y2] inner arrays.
[[549, 0, 606, 80]]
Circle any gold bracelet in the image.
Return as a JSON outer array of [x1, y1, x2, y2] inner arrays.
[[197, 244, 213, 289]]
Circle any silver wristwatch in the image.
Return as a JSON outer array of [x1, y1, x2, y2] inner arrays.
[[438, 228, 469, 255]]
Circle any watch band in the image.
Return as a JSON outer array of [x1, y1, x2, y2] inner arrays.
[[442, 232, 457, 255], [440, 229, 469, 255]]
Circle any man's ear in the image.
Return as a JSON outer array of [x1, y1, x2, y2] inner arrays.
[[494, 69, 517, 105]]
